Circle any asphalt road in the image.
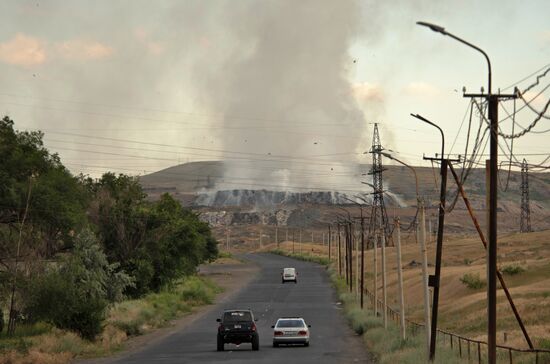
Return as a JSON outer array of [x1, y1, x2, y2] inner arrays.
[[107, 253, 371, 364]]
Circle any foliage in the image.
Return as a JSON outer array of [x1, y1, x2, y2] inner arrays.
[[0, 116, 219, 343], [110, 275, 221, 336], [24, 230, 133, 339], [270, 249, 330, 265], [501, 264, 525, 276], [89, 175, 219, 297], [460, 273, 486, 289]]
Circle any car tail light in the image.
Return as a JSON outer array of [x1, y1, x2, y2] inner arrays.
[[251, 322, 257, 332], [298, 330, 307, 336], [274, 331, 284, 336]]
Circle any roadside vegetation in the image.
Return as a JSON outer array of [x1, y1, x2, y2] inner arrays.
[[0, 116, 220, 363], [271, 243, 470, 363]]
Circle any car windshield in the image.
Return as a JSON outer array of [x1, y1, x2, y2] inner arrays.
[[223, 311, 252, 323], [276, 319, 305, 328]]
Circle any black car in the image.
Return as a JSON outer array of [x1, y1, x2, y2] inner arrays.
[[216, 309, 259, 351]]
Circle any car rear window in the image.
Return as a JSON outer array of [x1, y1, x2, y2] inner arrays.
[[276, 319, 305, 328], [223, 311, 252, 323]]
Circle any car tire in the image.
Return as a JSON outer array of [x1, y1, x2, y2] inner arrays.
[[273, 342, 279, 348], [252, 334, 260, 351], [294, 280, 297, 284], [217, 335, 224, 351], [304, 342, 309, 347], [282, 279, 285, 284]]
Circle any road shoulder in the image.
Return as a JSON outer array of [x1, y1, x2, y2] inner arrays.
[[77, 256, 258, 364]]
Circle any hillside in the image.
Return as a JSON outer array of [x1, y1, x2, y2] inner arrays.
[[139, 160, 550, 209]]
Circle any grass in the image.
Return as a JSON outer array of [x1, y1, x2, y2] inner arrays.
[[459, 273, 486, 289], [327, 268, 468, 364], [269, 248, 330, 265], [501, 264, 526, 276], [269, 249, 466, 361], [0, 275, 222, 364]]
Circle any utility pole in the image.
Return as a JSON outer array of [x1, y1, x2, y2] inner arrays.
[[381, 221, 387, 328], [299, 229, 302, 254], [276, 227, 279, 247], [286, 228, 288, 242], [373, 230, 378, 316], [463, 90, 517, 364], [355, 228, 359, 301], [520, 158, 532, 233], [348, 222, 353, 292], [422, 154, 458, 360], [328, 225, 332, 261], [259, 229, 262, 249], [311, 231, 314, 244], [418, 199, 431, 358], [395, 218, 406, 339], [338, 224, 342, 276], [360, 214, 365, 309]]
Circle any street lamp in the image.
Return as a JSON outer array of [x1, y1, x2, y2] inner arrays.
[[410, 113, 445, 161], [417, 21, 498, 364]]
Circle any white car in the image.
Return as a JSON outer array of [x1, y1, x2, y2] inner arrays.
[[271, 317, 311, 347], [281, 267, 297, 284]]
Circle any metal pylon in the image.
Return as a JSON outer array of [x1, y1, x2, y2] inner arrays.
[[520, 158, 532, 233], [368, 123, 391, 246]]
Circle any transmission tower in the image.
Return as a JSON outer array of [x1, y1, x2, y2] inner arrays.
[[520, 158, 532, 233], [368, 123, 391, 246]]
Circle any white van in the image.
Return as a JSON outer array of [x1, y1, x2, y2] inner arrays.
[[281, 267, 297, 284]]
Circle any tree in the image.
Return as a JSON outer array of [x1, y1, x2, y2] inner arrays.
[[24, 229, 133, 339]]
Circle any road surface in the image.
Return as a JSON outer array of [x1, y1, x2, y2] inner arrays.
[[102, 253, 371, 364]]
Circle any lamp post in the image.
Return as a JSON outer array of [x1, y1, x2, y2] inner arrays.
[[410, 113, 448, 361], [417, 21, 498, 364]]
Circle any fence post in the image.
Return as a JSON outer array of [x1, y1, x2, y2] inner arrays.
[[459, 338, 462, 357], [468, 341, 471, 360], [508, 348, 512, 364], [478, 342, 481, 364]]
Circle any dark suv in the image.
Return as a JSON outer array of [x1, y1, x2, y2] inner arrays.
[[216, 309, 259, 351]]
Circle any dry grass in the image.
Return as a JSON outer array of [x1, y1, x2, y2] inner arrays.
[[271, 230, 550, 351], [0, 275, 222, 364]]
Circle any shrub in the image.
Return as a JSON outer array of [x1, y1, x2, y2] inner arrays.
[[501, 265, 525, 276], [460, 273, 486, 289], [24, 229, 134, 340]]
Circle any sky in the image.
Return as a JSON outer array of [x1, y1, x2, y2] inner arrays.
[[0, 0, 549, 193]]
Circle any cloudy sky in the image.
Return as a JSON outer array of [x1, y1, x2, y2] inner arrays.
[[1, 0, 549, 192]]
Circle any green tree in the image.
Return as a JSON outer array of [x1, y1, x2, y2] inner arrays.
[[25, 229, 133, 339]]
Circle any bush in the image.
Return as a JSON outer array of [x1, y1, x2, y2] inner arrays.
[[24, 229, 133, 340], [180, 277, 216, 304], [501, 265, 525, 276], [460, 273, 486, 289], [26, 269, 107, 340]]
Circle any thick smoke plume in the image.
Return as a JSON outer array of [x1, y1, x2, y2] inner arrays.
[[190, 0, 371, 193]]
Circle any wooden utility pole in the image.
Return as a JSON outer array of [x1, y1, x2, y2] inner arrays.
[[418, 200, 431, 357], [338, 224, 342, 276], [275, 227, 278, 247], [395, 218, 406, 340], [328, 225, 332, 261], [360, 215, 365, 309], [373, 230, 378, 316], [381, 227, 387, 328]]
